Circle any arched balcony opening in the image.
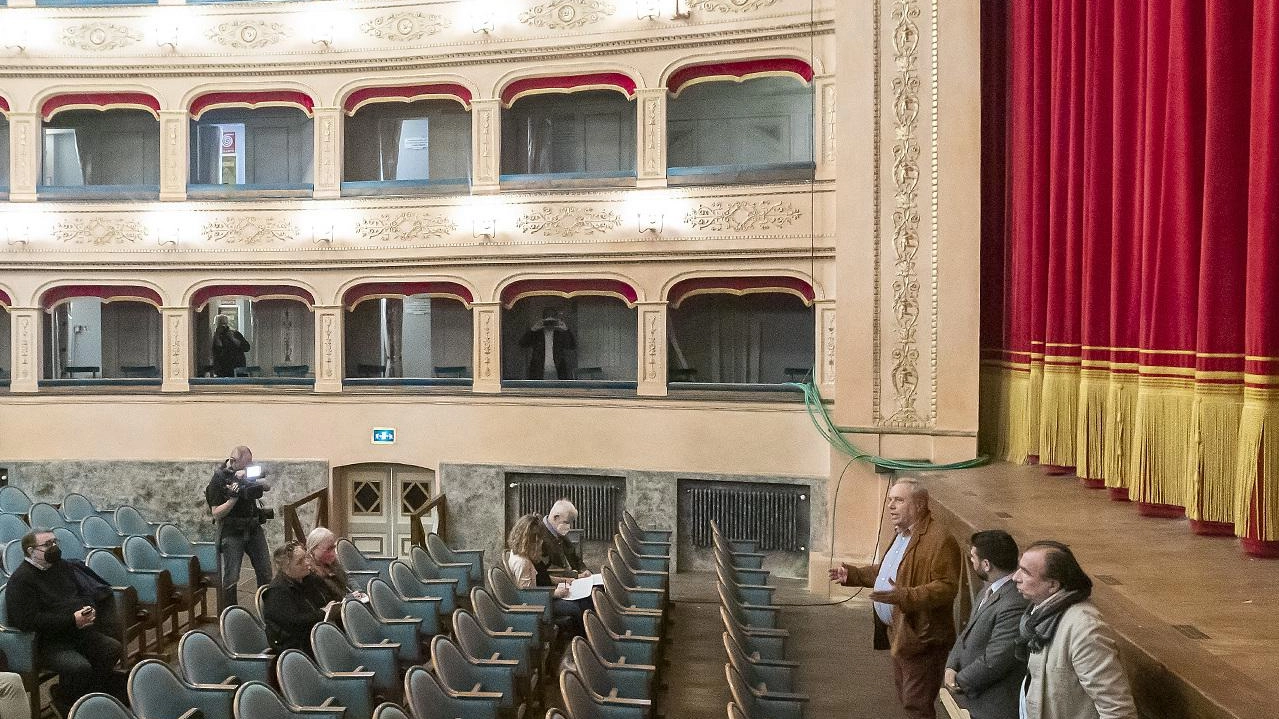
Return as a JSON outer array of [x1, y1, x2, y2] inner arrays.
[[0, 291, 11, 387], [40, 286, 164, 385], [343, 85, 473, 196], [666, 60, 815, 186], [666, 277, 815, 390], [500, 74, 637, 186], [500, 279, 638, 389], [188, 91, 314, 199], [190, 285, 315, 385], [342, 282, 474, 386], [40, 93, 162, 199]]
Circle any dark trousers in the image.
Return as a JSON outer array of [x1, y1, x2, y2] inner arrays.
[[892, 645, 950, 719], [219, 524, 272, 607], [39, 630, 122, 716], [551, 596, 593, 637]]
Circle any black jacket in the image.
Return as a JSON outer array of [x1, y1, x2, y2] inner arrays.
[[5, 559, 117, 643], [262, 574, 329, 656], [533, 520, 585, 586], [212, 327, 250, 377]]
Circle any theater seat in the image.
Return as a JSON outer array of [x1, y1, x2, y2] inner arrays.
[[233, 681, 343, 719], [410, 546, 471, 598], [128, 659, 236, 719], [607, 550, 667, 593], [115, 505, 160, 539], [81, 516, 127, 555], [88, 549, 172, 657], [426, 533, 485, 585], [429, 636, 522, 717], [311, 621, 399, 703], [718, 584, 782, 631], [390, 559, 457, 617], [62, 492, 113, 524], [368, 577, 442, 636], [622, 511, 672, 543], [602, 566, 665, 615], [720, 607, 786, 661], [68, 693, 139, 719], [220, 605, 272, 656], [336, 539, 396, 584], [179, 629, 272, 688], [342, 597, 422, 664], [560, 668, 649, 719], [0, 515, 30, 547], [593, 588, 661, 637], [452, 609, 536, 693], [52, 528, 88, 562], [372, 702, 412, 719], [470, 586, 545, 644], [618, 522, 671, 558], [403, 665, 501, 719], [0, 486, 33, 517], [584, 606, 659, 667], [715, 562, 774, 606], [157, 524, 219, 589], [724, 663, 807, 719], [488, 567, 552, 624], [0, 584, 52, 719], [722, 631, 800, 695], [276, 648, 375, 719], [583, 610, 659, 671], [29, 502, 72, 537], [570, 636, 653, 702]]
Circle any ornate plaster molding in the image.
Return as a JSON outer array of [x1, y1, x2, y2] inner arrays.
[[61, 24, 141, 52], [54, 218, 146, 246], [206, 21, 289, 50], [201, 217, 298, 245], [355, 212, 458, 243], [516, 207, 622, 237], [519, 0, 617, 30], [690, 0, 780, 12], [362, 11, 451, 42], [684, 200, 801, 232]]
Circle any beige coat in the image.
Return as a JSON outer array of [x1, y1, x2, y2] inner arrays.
[[1024, 601, 1137, 719]]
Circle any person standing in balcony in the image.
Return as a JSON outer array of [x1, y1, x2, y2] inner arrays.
[[211, 314, 251, 378], [519, 307, 576, 379]]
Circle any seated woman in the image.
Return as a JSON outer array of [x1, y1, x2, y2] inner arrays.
[[507, 513, 592, 637], [262, 541, 334, 656], [306, 527, 368, 603]]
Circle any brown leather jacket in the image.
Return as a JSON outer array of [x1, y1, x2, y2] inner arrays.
[[842, 512, 961, 657]]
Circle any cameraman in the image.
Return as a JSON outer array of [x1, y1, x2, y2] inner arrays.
[[518, 307, 576, 380], [205, 445, 273, 608]]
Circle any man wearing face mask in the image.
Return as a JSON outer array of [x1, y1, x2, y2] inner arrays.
[[5, 530, 122, 718], [534, 498, 591, 586]]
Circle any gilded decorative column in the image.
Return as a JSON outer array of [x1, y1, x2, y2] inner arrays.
[[9, 308, 41, 393], [636, 302, 668, 397], [161, 307, 191, 392], [471, 100, 501, 194], [7, 113, 39, 202], [471, 302, 502, 393], [313, 306, 343, 393], [635, 88, 667, 188], [813, 75, 837, 182], [814, 299, 837, 395], [312, 107, 343, 200], [159, 111, 189, 201]]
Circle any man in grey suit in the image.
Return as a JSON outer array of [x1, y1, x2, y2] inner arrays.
[[944, 530, 1028, 719]]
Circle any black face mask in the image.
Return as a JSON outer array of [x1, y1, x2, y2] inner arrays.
[[42, 545, 62, 564]]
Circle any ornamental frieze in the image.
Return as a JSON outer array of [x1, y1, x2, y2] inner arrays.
[[362, 12, 450, 42], [689, 0, 780, 12], [519, 0, 617, 30], [206, 21, 289, 49], [516, 206, 622, 237], [355, 212, 457, 243], [684, 200, 801, 232], [53, 218, 146, 246], [61, 24, 141, 51], [201, 217, 297, 246]]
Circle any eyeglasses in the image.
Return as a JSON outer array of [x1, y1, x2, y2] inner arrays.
[[35, 539, 59, 550]]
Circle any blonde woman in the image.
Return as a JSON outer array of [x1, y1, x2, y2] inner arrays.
[[306, 526, 368, 603], [507, 513, 590, 636]]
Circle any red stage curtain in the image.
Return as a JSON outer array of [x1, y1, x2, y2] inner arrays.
[[982, 0, 1279, 554]]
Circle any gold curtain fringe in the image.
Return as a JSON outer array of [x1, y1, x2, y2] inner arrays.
[[1027, 362, 1044, 459], [1235, 398, 1279, 539], [979, 365, 1031, 463], [1038, 364, 1080, 466], [1075, 370, 1109, 479], [1129, 384, 1194, 507], [1188, 390, 1242, 523], [1103, 374, 1138, 490]]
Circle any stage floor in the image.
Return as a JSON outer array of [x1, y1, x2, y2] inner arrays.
[[917, 461, 1279, 719]]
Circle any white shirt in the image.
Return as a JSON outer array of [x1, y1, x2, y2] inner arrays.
[[874, 532, 911, 624]]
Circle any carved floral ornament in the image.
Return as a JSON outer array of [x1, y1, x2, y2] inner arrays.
[[689, 0, 779, 12], [355, 212, 457, 243], [362, 12, 450, 42], [53, 218, 147, 246], [520, 0, 617, 30], [684, 200, 802, 232], [201, 217, 297, 246], [516, 206, 622, 237], [206, 21, 289, 49], [61, 24, 140, 51]]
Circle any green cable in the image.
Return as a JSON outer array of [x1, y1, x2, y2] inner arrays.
[[786, 381, 990, 472]]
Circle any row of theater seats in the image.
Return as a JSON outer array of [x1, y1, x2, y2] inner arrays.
[[714, 521, 811, 719], [547, 511, 677, 719], [43, 508, 675, 719]]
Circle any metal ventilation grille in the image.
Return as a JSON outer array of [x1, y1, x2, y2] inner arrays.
[[506, 475, 624, 542], [682, 481, 809, 552]]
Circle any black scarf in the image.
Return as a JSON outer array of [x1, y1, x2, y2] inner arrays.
[[1017, 589, 1089, 658]]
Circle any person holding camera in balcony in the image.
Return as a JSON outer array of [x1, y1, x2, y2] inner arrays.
[[205, 445, 273, 608], [519, 306, 576, 380]]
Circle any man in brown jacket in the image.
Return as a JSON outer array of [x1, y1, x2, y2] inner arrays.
[[830, 478, 961, 719]]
